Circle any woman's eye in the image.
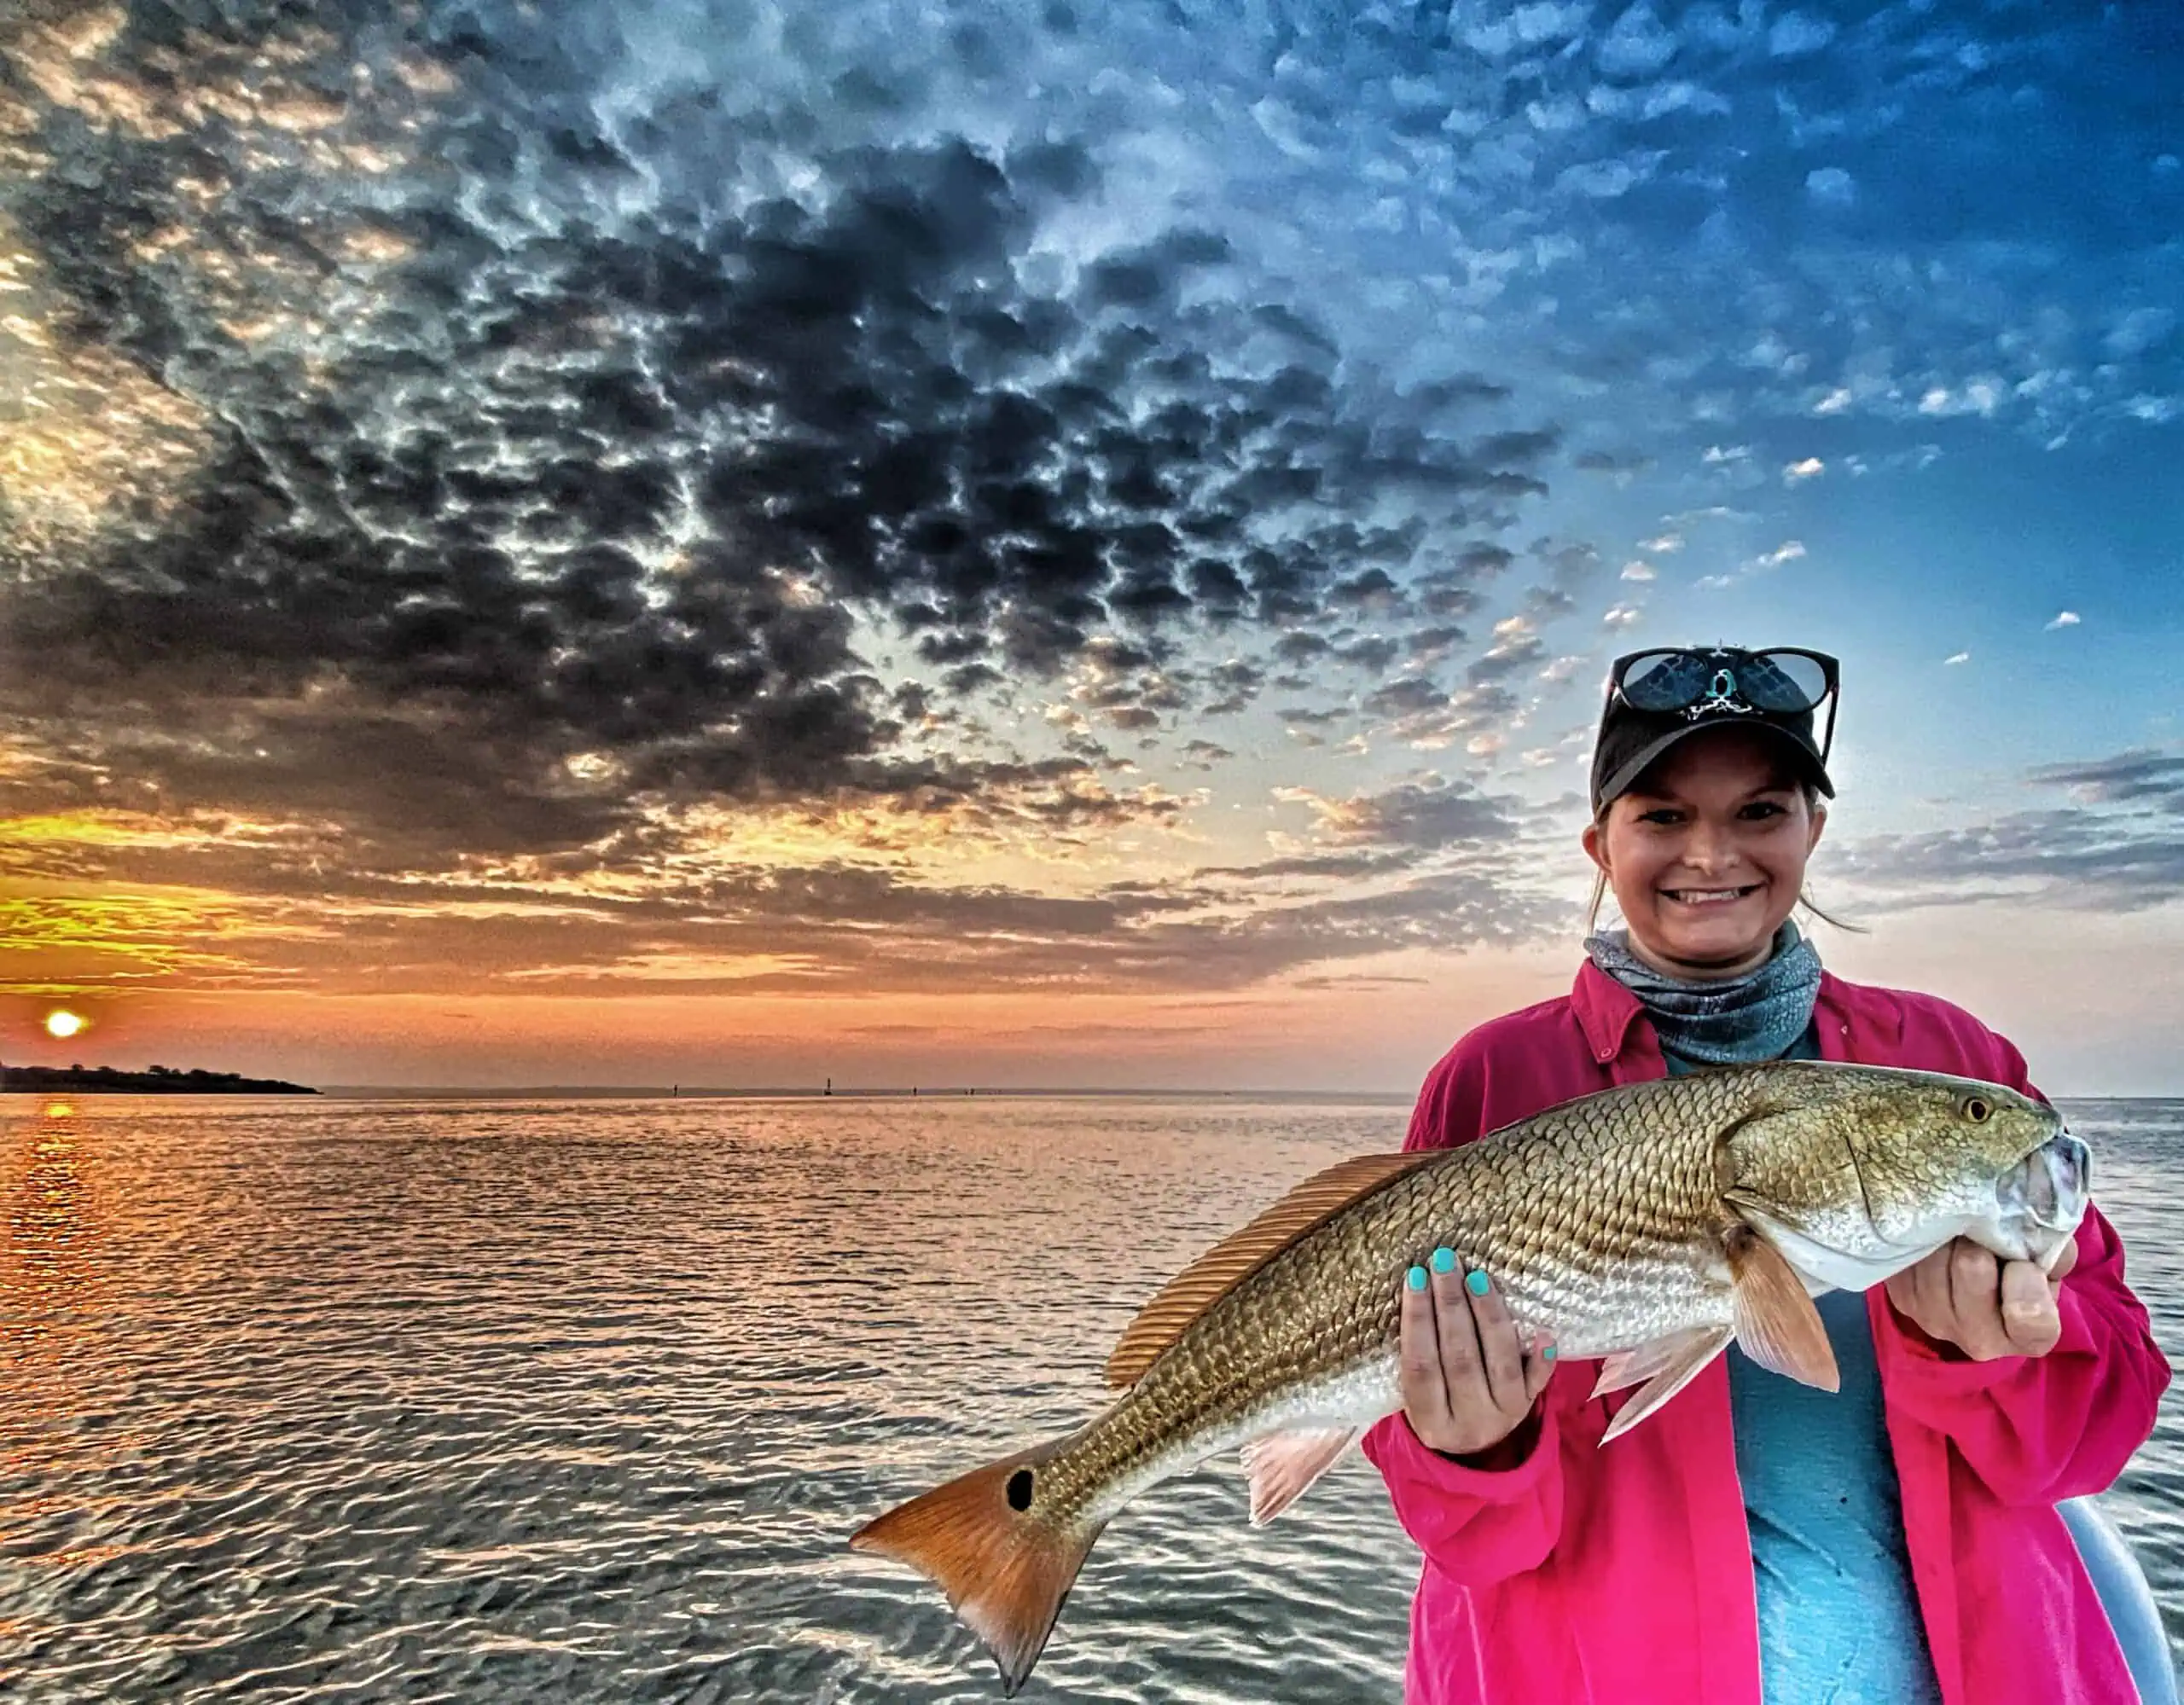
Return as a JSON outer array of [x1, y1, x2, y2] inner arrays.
[[1740, 801, 1787, 820], [1639, 809, 1682, 825]]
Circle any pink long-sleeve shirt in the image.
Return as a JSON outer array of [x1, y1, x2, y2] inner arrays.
[[1362, 963, 2170, 1705]]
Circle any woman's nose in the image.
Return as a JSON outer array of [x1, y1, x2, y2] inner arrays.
[[1681, 822, 1736, 871]]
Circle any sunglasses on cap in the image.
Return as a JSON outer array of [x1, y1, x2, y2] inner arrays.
[[1606, 646, 1841, 763]]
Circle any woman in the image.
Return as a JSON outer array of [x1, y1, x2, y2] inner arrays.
[[1360, 646, 2172, 1705]]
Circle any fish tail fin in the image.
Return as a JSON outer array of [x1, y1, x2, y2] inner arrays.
[[851, 1437, 1102, 1696]]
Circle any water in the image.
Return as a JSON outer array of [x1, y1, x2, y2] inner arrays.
[[0, 1093, 2177, 1702]]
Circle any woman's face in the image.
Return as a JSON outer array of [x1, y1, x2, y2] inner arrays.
[[1582, 726, 1825, 978]]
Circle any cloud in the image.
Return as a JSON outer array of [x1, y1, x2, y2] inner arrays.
[[1837, 748, 2184, 915], [1769, 13, 1838, 57], [1783, 457, 1826, 484], [1595, 5, 1681, 79], [2102, 308, 2175, 361], [2027, 750, 2184, 809], [2047, 611, 2082, 630], [6, 0, 2170, 1024], [1944, 651, 1971, 666], [1279, 774, 1523, 851], [1804, 168, 1856, 208], [0, 1, 1566, 883], [1467, 615, 1546, 682]]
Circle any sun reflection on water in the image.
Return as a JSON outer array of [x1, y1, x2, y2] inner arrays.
[[1, 1098, 106, 1445]]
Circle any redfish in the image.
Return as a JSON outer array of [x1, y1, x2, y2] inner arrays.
[[852, 1062, 2088, 1694]]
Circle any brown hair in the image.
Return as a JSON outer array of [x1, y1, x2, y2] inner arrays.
[[1583, 780, 1864, 936]]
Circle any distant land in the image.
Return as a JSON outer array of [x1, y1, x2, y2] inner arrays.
[[1, 1064, 318, 1095]]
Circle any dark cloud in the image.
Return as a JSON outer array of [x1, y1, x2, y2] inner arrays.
[[1324, 634, 1398, 673], [0, 1, 1560, 873], [1408, 624, 1469, 664], [2025, 750, 2184, 811], [1836, 747, 2184, 913], [1363, 676, 1449, 717], [1189, 850, 1420, 881], [1299, 774, 1524, 852], [1201, 658, 1267, 716], [0, 0, 1612, 1017], [1574, 449, 1655, 479]]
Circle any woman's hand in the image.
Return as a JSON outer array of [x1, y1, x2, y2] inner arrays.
[[1884, 1234, 2080, 1361], [1398, 1250, 1556, 1458]]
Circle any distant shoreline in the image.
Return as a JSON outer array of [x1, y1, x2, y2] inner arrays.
[[1, 1066, 318, 1095], [302, 1086, 2173, 1105], [317, 1084, 1419, 1104]]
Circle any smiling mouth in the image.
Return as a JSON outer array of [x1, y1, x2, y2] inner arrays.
[[1660, 884, 1762, 906]]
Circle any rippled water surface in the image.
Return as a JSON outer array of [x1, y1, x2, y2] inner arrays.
[[1, 1093, 2179, 1702]]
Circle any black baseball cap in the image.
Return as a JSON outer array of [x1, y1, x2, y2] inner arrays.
[[1589, 646, 1838, 817]]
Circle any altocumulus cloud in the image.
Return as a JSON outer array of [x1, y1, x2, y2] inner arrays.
[[1835, 749, 2184, 914], [0, 0, 1573, 996]]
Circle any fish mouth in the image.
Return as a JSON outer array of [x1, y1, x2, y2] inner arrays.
[[1995, 1131, 2091, 1271]]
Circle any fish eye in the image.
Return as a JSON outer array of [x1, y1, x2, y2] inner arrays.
[[1960, 1094, 1993, 1124]]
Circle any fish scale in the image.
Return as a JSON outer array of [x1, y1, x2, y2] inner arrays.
[[853, 1060, 2082, 1696]]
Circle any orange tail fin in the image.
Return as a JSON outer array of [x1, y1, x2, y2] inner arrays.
[[851, 1439, 1102, 1696]]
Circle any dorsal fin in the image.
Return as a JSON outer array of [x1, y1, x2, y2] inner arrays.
[[1103, 1151, 1440, 1388]]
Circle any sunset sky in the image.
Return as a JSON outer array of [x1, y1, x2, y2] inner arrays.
[[1, 1, 2179, 1093]]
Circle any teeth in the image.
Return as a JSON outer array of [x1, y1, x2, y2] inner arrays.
[[1669, 888, 1748, 902]]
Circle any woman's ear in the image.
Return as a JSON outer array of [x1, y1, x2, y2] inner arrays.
[[1806, 802, 1827, 855], [1582, 815, 1610, 875]]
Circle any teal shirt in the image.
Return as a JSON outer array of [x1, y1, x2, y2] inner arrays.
[[1664, 1031, 1942, 1705]]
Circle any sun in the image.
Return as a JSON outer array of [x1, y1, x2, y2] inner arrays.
[[44, 1009, 85, 1039]]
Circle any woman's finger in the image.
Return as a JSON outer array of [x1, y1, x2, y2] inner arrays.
[[1427, 1248, 1489, 1410], [1521, 1332, 1560, 1402], [1887, 1244, 1943, 1335], [1397, 1267, 1450, 1425], [2000, 1259, 2061, 1355], [1946, 1239, 1998, 1319], [1463, 1267, 1526, 1413]]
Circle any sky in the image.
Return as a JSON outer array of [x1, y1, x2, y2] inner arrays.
[[0, 0, 2179, 1093]]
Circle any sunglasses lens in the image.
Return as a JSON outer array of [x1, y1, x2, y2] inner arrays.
[[1743, 651, 1831, 711], [1620, 652, 1712, 711]]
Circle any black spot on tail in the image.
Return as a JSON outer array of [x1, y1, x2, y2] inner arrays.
[[1005, 1468, 1034, 1511]]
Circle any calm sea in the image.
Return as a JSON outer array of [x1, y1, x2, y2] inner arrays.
[[1, 1093, 2177, 1702]]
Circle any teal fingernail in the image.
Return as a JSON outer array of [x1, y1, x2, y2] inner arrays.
[[1466, 1269, 1491, 1296], [1406, 1266, 1427, 1292], [1430, 1247, 1456, 1274], [1542, 1345, 1558, 1362]]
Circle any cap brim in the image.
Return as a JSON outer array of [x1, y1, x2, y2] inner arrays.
[[1597, 720, 1834, 809]]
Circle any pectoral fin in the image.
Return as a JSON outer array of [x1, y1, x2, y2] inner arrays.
[[1728, 1227, 1839, 1392], [1240, 1427, 1357, 1525], [1596, 1325, 1734, 1443]]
